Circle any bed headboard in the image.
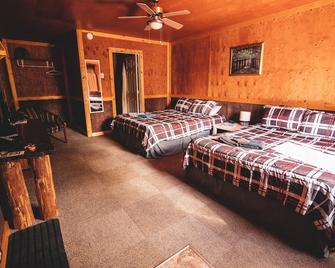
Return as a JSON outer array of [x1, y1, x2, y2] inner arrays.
[[170, 97, 264, 124]]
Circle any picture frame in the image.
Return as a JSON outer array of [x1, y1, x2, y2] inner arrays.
[[229, 42, 264, 75]]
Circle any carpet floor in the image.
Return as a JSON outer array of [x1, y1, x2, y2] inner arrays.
[[26, 129, 335, 267]]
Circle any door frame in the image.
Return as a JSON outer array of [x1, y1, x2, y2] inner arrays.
[[108, 47, 145, 117]]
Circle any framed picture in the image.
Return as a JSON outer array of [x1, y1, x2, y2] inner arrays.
[[229, 42, 264, 75]]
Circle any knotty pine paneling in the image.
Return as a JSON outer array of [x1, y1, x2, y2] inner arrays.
[[172, 4, 335, 111], [145, 98, 167, 112], [6, 42, 65, 97], [172, 37, 210, 97], [82, 33, 168, 98]]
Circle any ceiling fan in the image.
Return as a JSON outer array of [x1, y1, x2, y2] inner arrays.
[[118, 0, 191, 31]]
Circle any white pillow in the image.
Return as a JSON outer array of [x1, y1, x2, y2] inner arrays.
[[209, 106, 222, 116]]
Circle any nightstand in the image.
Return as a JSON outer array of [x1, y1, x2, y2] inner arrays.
[[212, 122, 244, 134]]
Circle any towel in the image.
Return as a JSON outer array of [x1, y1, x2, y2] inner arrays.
[[129, 112, 154, 119], [219, 135, 264, 150]]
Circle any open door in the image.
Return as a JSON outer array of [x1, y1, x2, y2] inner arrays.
[[109, 48, 144, 116]]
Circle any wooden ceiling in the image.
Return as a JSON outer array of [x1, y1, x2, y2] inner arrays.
[[0, 0, 320, 42]]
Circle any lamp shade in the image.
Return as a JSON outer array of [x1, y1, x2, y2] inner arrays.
[[150, 20, 163, 30], [239, 111, 251, 123]]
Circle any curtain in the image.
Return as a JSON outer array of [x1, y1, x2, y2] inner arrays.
[[124, 55, 139, 113], [122, 63, 128, 114]]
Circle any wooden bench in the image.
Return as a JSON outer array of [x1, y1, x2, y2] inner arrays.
[[1, 215, 69, 268]]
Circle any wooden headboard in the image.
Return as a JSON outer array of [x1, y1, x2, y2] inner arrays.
[[170, 97, 264, 124]]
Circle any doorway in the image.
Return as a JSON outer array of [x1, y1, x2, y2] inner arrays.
[[109, 49, 144, 116]]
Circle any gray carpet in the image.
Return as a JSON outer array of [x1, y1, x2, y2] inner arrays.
[[28, 129, 335, 267]]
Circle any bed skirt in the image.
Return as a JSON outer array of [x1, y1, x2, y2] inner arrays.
[[112, 129, 211, 158], [186, 166, 330, 258]]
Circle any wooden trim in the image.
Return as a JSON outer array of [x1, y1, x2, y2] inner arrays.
[[171, 94, 335, 111], [139, 53, 145, 112], [172, 0, 335, 45], [108, 49, 117, 117], [18, 96, 66, 101], [0, 41, 6, 60], [103, 96, 114, 101], [76, 29, 93, 137], [91, 130, 113, 137], [144, 94, 167, 99], [61, 47, 73, 124], [167, 43, 171, 107], [108, 47, 145, 114], [2, 40, 19, 109], [5, 39, 54, 47], [80, 29, 169, 46]]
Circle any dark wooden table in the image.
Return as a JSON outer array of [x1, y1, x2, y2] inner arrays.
[[0, 120, 58, 230]]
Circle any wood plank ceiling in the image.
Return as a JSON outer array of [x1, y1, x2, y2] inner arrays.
[[0, 0, 319, 42]]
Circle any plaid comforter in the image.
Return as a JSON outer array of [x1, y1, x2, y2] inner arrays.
[[183, 125, 335, 245], [112, 110, 226, 152]]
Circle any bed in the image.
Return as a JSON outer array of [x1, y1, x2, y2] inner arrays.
[[111, 109, 226, 158], [183, 106, 335, 257], [111, 98, 225, 158]]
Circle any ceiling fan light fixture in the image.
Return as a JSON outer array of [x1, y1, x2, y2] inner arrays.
[[149, 20, 163, 30]]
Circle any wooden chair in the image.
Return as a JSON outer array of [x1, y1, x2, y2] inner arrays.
[[17, 107, 68, 143], [0, 211, 69, 268]]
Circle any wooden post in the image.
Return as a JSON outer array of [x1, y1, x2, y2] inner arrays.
[[0, 161, 35, 229], [19, 159, 29, 170], [30, 155, 58, 220]]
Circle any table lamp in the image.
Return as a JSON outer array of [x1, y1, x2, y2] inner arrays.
[[240, 111, 251, 126]]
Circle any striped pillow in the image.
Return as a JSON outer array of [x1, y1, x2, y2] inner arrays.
[[175, 98, 194, 113], [188, 100, 217, 115], [299, 110, 335, 138], [261, 105, 306, 131]]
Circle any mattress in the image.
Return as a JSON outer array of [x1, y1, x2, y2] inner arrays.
[[111, 109, 226, 157]]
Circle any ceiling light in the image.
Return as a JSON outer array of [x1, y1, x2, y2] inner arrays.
[[149, 20, 163, 30], [86, 32, 94, 40]]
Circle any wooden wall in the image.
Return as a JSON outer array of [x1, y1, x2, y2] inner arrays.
[[4, 40, 69, 120], [172, 2, 335, 111], [78, 30, 170, 136]]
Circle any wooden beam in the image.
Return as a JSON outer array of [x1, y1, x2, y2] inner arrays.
[[76, 29, 93, 137], [144, 94, 167, 99], [2, 40, 19, 110], [5, 39, 54, 47], [18, 96, 66, 101], [61, 46, 74, 124], [167, 43, 171, 107], [80, 29, 169, 46]]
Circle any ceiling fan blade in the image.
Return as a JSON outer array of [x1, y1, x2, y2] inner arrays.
[[163, 10, 191, 18], [162, 18, 183, 30], [144, 25, 151, 31], [118, 15, 148, 19], [137, 3, 156, 15]]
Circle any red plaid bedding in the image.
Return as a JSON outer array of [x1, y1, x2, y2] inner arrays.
[[183, 125, 335, 245], [112, 110, 226, 152]]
